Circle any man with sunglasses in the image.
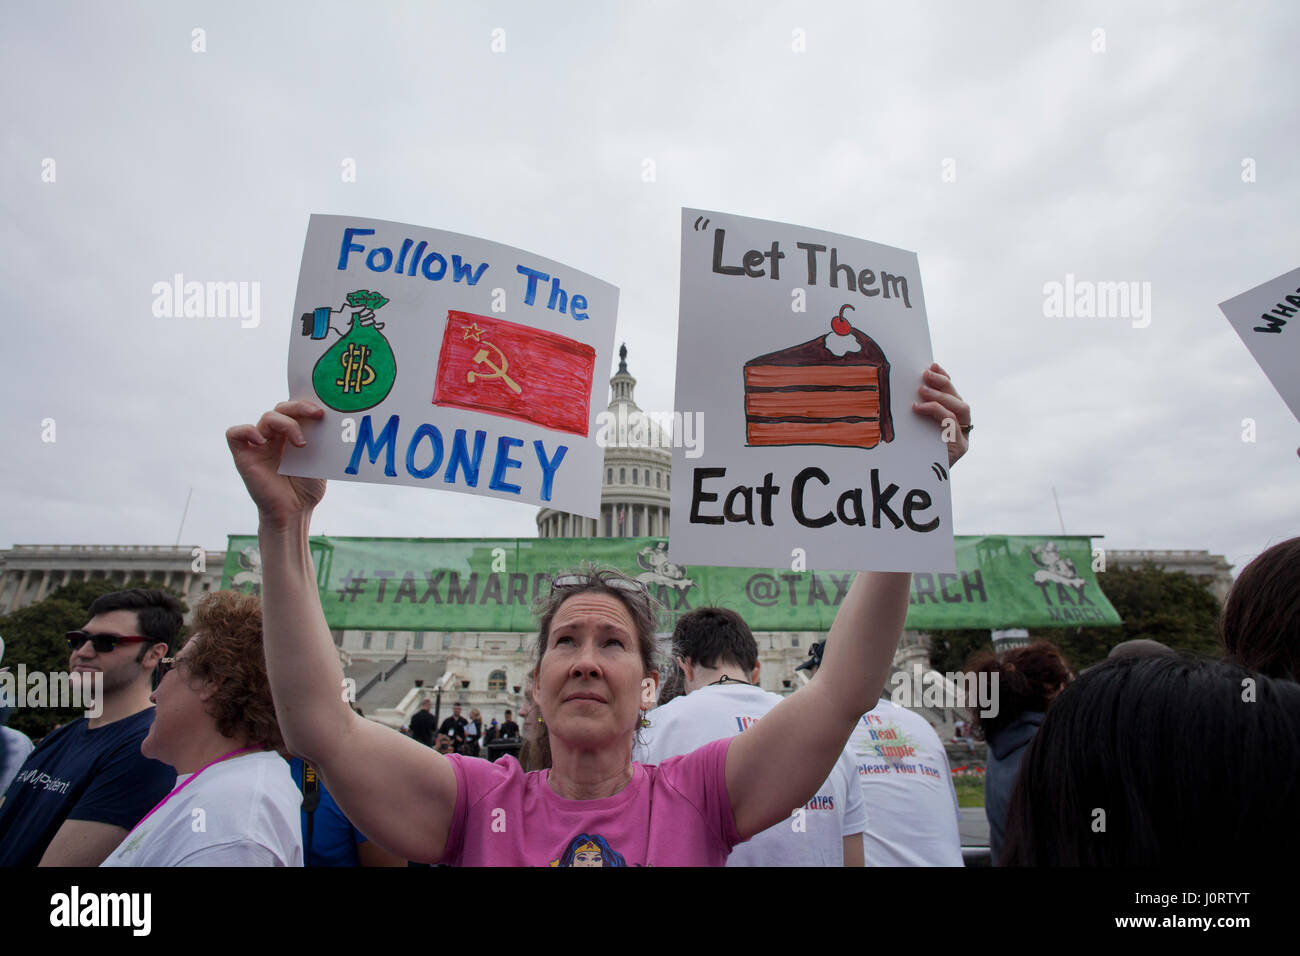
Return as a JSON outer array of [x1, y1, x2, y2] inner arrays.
[[0, 589, 179, 867]]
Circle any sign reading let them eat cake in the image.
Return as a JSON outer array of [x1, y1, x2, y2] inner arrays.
[[669, 209, 955, 573]]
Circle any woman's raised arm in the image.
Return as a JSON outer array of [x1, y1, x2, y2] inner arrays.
[[226, 400, 458, 862], [725, 363, 971, 839], [724, 571, 912, 838]]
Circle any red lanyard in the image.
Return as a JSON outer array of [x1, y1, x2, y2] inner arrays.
[[128, 747, 258, 835]]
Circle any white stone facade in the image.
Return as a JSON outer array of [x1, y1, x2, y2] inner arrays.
[[1106, 549, 1234, 602], [0, 544, 225, 619]]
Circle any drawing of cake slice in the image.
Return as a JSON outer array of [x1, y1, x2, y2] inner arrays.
[[743, 304, 893, 448]]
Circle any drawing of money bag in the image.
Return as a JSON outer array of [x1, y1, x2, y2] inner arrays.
[[311, 291, 397, 412]]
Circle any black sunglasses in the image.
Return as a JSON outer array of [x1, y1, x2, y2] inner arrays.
[[66, 630, 152, 653]]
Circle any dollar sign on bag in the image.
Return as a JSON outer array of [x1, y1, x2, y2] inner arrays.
[[336, 343, 376, 393], [312, 315, 397, 412]]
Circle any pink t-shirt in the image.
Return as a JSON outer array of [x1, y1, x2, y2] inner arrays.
[[439, 737, 741, 866]]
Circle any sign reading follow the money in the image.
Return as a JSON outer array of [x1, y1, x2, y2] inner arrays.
[[669, 209, 954, 573], [280, 215, 619, 516]]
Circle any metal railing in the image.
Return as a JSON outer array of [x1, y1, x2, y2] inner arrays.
[[357, 651, 409, 701]]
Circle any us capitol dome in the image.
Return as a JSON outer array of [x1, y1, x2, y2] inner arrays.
[[536, 344, 672, 540]]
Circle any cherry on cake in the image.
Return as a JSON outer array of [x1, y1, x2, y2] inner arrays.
[[742, 304, 894, 449]]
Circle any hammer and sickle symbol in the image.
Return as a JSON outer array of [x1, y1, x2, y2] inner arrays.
[[466, 340, 522, 394]]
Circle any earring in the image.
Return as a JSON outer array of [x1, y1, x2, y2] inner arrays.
[[537, 715, 545, 724], [639, 714, 650, 729]]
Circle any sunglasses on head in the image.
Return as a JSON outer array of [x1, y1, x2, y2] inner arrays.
[[549, 571, 648, 597], [66, 630, 151, 653]]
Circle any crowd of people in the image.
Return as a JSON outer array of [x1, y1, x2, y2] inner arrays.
[[406, 699, 521, 759], [0, 363, 1296, 866]]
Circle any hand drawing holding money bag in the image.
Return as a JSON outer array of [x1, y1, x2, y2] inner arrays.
[[303, 290, 397, 412]]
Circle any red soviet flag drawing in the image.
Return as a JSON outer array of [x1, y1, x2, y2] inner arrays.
[[432, 311, 597, 437]]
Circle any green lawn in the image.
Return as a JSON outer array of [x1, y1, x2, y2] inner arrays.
[[953, 776, 985, 808]]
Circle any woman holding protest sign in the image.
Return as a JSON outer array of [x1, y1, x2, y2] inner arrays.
[[225, 364, 970, 865]]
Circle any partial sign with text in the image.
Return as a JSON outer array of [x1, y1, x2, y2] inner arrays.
[[669, 209, 954, 572], [280, 215, 618, 516], [1218, 264, 1300, 422]]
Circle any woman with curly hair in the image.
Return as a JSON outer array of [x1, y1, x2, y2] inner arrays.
[[101, 590, 302, 867]]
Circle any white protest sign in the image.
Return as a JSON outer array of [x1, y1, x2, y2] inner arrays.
[[669, 209, 954, 572], [280, 215, 618, 516], [1218, 265, 1300, 422]]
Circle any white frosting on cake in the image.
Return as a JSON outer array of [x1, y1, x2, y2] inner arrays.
[[824, 330, 861, 357]]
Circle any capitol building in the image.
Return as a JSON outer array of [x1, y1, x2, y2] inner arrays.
[[0, 349, 1235, 738]]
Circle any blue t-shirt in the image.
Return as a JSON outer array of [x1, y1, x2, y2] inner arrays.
[[0, 709, 176, 867], [289, 757, 367, 867]]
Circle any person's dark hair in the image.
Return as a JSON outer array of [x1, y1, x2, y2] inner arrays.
[[528, 565, 663, 770], [657, 658, 686, 706], [87, 588, 183, 659], [1001, 656, 1300, 866], [183, 590, 285, 755], [672, 607, 758, 675], [1107, 638, 1175, 660], [518, 674, 550, 772], [964, 641, 1071, 741], [1220, 536, 1300, 681]]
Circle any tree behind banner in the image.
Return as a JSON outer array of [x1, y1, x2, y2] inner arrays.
[[926, 563, 1222, 673]]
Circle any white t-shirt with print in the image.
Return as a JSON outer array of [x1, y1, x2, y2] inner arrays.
[[101, 750, 303, 867], [850, 699, 963, 866], [635, 683, 866, 866]]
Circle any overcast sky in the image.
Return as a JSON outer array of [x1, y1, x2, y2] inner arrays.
[[2, 1, 1296, 576]]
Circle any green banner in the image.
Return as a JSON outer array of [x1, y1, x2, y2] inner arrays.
[[222, 534, 1119, 631]]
